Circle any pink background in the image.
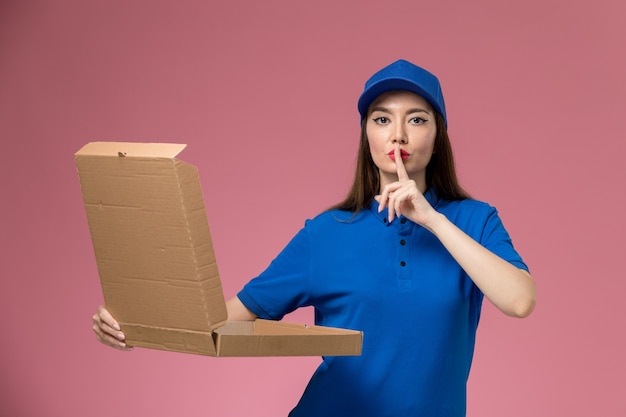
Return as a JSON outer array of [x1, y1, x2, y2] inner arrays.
[[1, 0, 624, 415]]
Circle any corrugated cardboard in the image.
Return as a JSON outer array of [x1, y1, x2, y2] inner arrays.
[[75, 142, 362, 357]]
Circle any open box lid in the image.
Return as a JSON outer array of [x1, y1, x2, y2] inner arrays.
[[75, 142, 362, 357], [75, 142, 229, 335]]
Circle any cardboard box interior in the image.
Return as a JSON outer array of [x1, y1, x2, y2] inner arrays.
[[75, 142, 362, 357]]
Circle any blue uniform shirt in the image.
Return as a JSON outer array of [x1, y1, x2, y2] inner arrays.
[[238, 190, 528, 416]]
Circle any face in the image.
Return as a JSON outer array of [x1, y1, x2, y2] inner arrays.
[[365, 90, 437, 191]]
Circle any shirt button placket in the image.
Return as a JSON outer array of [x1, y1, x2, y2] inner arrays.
[[397, 217, 411, 289]]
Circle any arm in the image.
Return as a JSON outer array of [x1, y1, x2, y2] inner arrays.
[[423, 213, 535, 317], [226, 296, 257, 321], [378, 145, 536, 318]]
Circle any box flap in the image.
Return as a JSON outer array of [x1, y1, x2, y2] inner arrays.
[[214, 320, 363, 357], [76, 142, 228, 340], [76, 141, 187, 159]]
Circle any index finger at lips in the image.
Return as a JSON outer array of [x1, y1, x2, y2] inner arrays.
[[394, 144, 409, 181]]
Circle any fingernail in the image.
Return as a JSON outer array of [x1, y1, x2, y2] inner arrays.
[[118, 341, 127, 348], [113, 323, 120, 331], [116, 332, 125, 340]]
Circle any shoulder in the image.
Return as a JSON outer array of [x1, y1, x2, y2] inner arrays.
[[427, 188, 496, 220], [437, 197, 497, 216], [302, 207, 373, 232], [436, 197, 503, 235], [306, 208, 365, 225]]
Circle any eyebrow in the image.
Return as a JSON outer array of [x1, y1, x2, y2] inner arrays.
[[370, 106, 432, 116]]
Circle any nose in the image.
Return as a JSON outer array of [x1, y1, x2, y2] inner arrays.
[[392, 124, 408, 144]]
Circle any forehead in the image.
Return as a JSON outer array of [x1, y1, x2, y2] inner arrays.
[[369, 90, 434, 112]]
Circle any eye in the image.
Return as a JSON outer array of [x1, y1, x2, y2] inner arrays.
[[373, 116, 389, 125], [409, 117, 427, 125]]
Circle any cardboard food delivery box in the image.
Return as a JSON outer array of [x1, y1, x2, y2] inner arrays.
[[75, 142, 363, 357]]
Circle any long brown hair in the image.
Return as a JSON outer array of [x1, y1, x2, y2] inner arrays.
[[329, 111, 470, 213]]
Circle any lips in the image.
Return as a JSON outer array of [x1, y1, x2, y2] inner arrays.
[[388, 149, 410, 161]]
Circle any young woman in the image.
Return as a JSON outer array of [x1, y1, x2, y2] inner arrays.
[[93, 59, 536, 416]]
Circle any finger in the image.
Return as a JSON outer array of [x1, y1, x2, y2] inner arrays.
[[93, 314, 126, 339], [394, 143, 409, 181], [97, 334, 133, 351], [377, 186, 392, 213], [392, 190, 407, 220], [377, 193, 387, 213], [387, 192, 396, 223], [92, 321, 132, 350], [92, 306, 133, 351], [92, 312, 127, 344], [374, 195, 384, 212], [390, 187, 414, 223], [378, 184, 398, 214], [97, 305, 120, 331], [388, 190, 408, 223]]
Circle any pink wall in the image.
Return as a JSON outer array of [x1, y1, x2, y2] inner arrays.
[[1, 0, 624, 415]]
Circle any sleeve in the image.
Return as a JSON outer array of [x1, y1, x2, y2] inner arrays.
[[479, 207, 529, 272], [236, 224, 312, 320]]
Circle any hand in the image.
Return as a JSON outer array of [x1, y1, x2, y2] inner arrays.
[[376, 143, 438, 226], [92, 306, 133, 351]]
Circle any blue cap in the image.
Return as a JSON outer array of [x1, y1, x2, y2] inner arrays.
[[357, 59, 447, 127]]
